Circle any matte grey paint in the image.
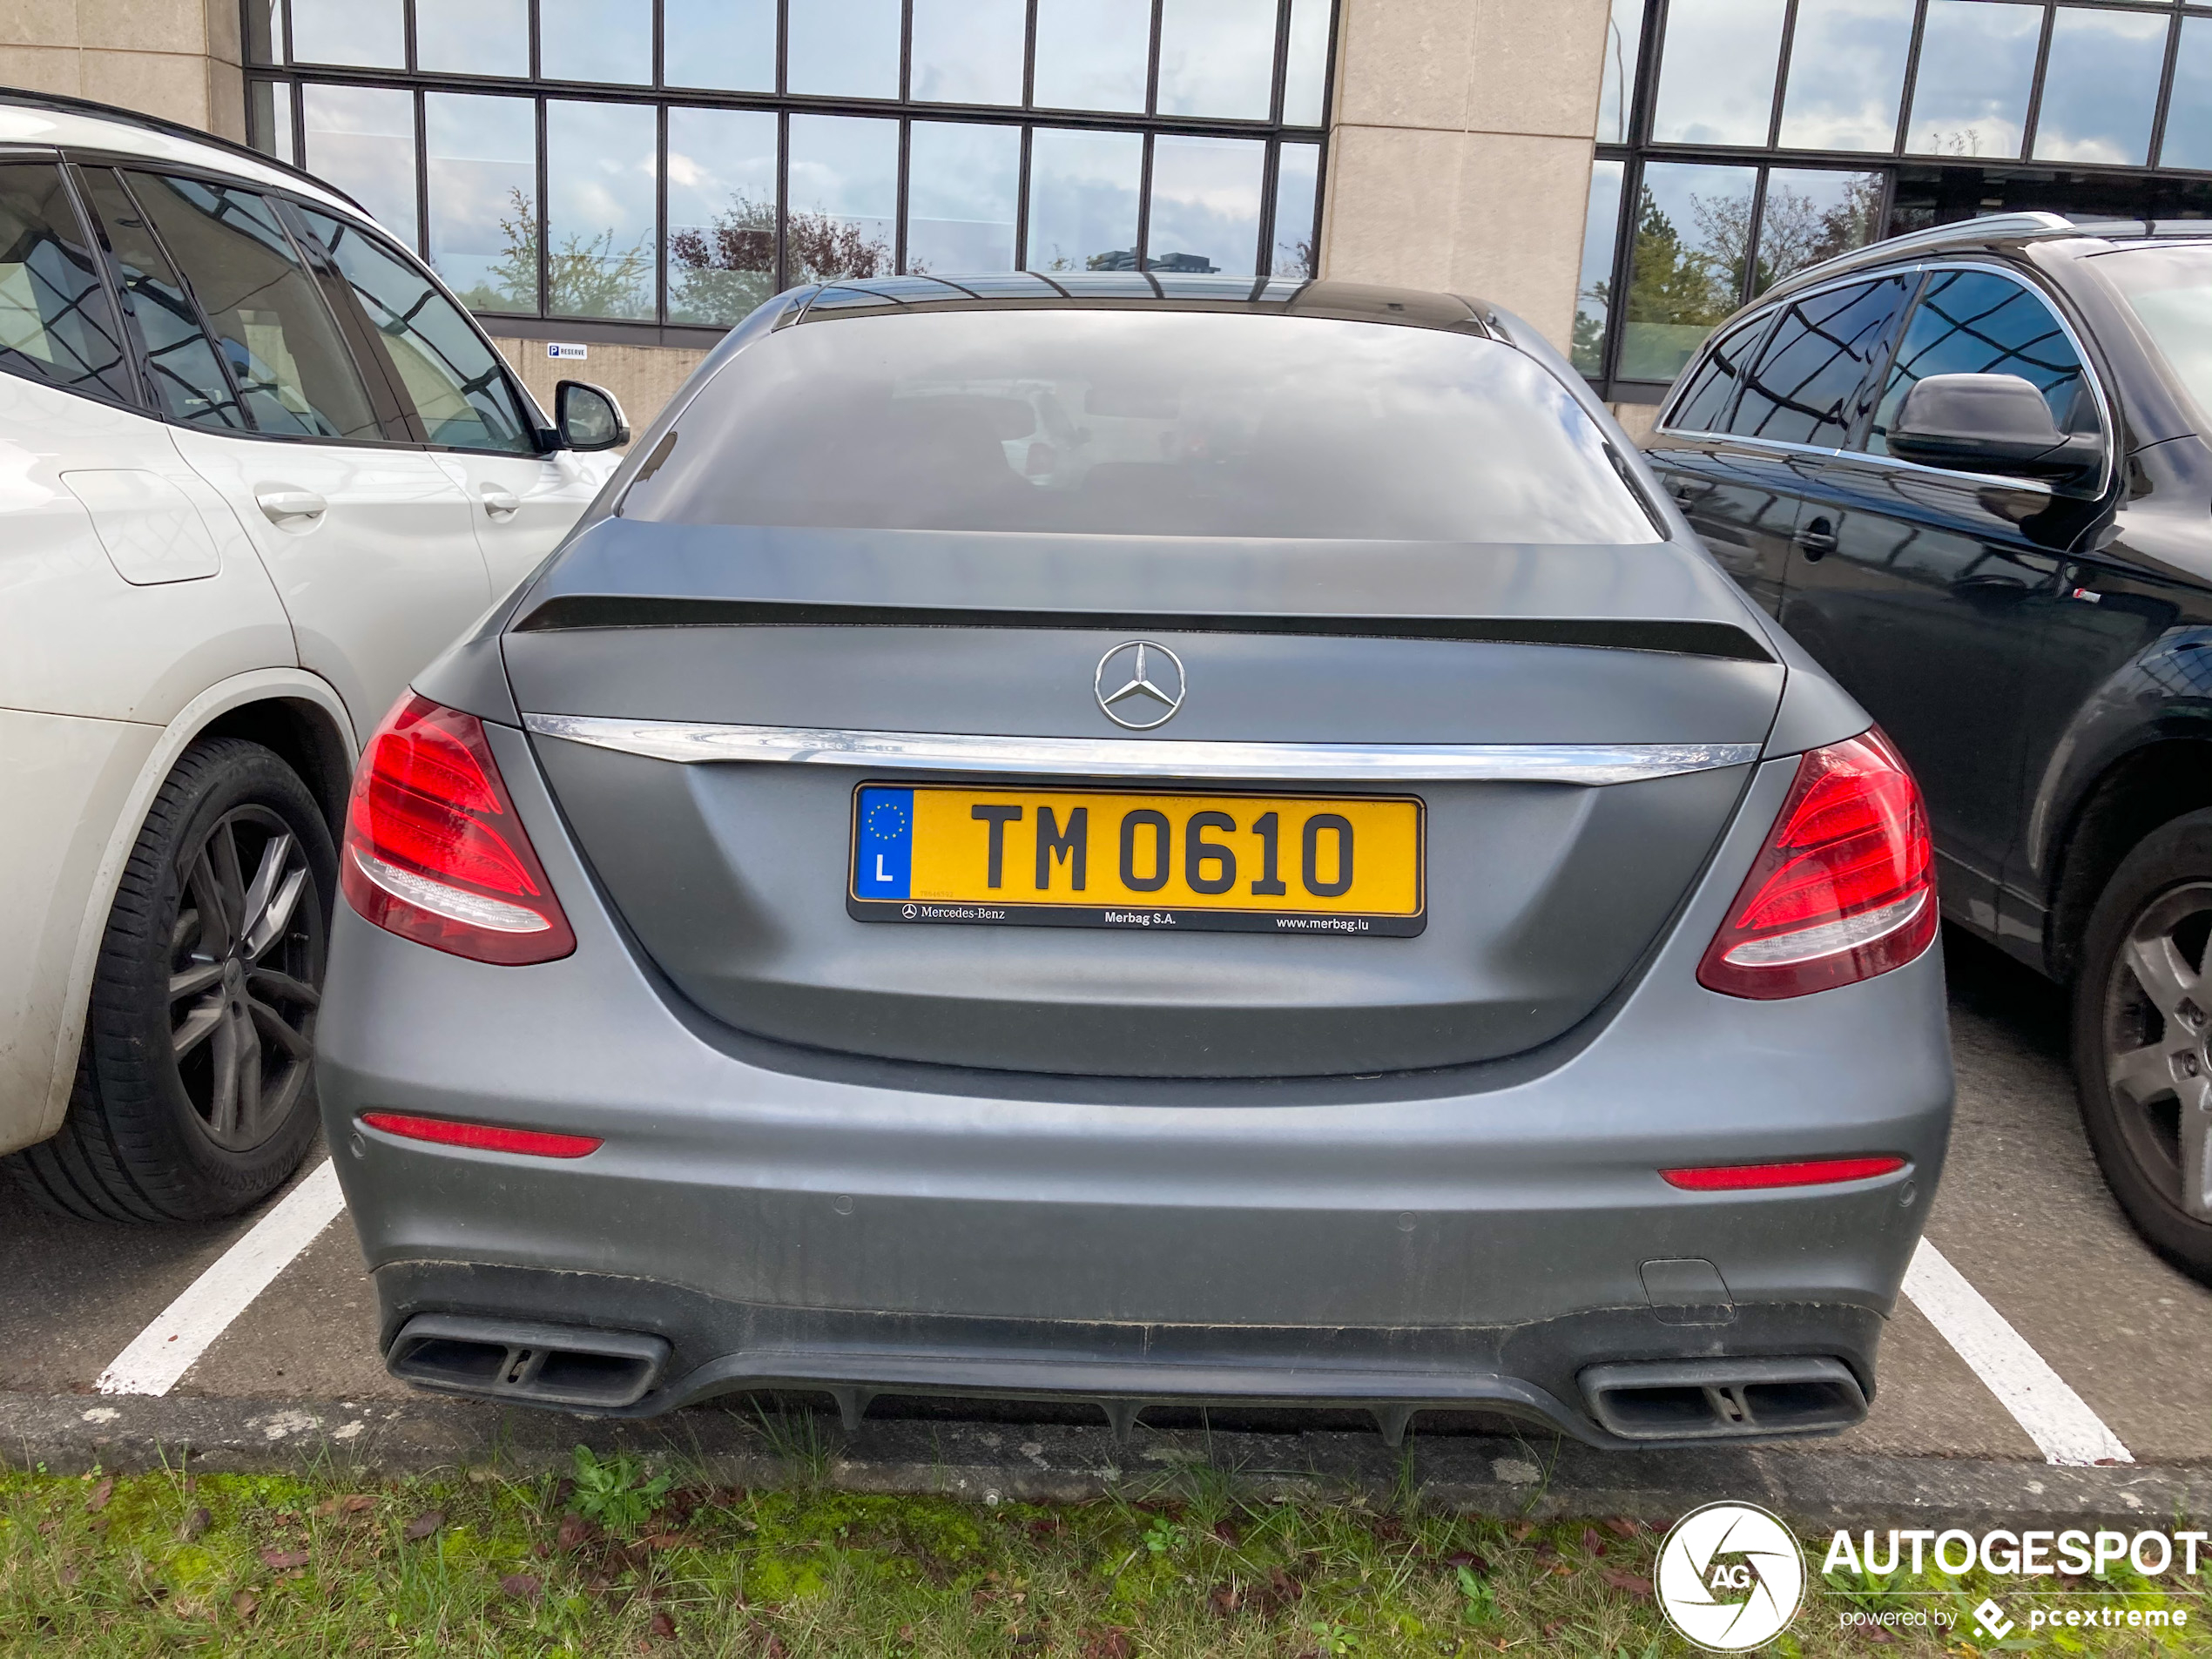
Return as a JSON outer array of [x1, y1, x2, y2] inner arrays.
[[511, 606, 1784, 1076], [1640, 1258, 1735, 1323], [1761, 624, 1878, 757], [530, 730, 1753, 1076], [410, 628, 520, 728], [318, 723, 1952, 1437]]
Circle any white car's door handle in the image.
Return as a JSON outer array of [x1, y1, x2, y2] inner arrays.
[[255, 487, 327, 525], [481, 487, 522, 521]]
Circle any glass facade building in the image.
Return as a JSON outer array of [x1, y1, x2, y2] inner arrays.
[[241, 0, 1336, 341], [1581, 0, 2212, 398]]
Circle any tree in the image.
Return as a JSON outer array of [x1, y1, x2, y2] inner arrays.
[[667, 194, 777, 324], [786, 207, 893, 283], [1627, 183, 1739, 335], [1572, 282, 1608, 374], [1593, 174, 1887, 375], [665, 193, 895, 322], [451, 187, 538, 313], [454, 187, 651, 318], [1679, 173, 1885, 299], [1744, 173, 1884, 291]]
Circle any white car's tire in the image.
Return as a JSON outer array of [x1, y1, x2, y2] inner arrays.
[[3, 738, 334, 1223]]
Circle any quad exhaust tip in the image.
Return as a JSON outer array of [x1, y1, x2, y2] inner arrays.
[[387, 1315, 669, 1410], [1580, 1356, 1867, 1441]]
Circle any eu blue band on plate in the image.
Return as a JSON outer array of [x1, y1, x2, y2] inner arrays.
[[854, 786, 914, 900]]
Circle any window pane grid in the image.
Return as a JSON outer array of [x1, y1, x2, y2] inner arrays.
[[247, 0, 1332, 331], [1585, 0, 2212, 393]]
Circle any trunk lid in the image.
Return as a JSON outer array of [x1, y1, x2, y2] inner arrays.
[[507, 521, 1781, 1078]]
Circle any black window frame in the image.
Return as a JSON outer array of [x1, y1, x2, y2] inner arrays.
[[1589, 0, 2212, 406], [241, 0, 1340, 346]]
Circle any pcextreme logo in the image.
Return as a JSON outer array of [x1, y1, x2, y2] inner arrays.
[[1656, 1501, 1808, 1651]]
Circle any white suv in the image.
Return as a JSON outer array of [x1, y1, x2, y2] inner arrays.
[[0, 94, 624, 1221]]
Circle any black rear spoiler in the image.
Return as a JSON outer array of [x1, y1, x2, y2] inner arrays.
[[510, 594, 1773, 662]]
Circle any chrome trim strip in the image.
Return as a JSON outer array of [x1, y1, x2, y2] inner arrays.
[[523, 714, 1761, 785]]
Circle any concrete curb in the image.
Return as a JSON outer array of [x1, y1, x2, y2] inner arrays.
[[4, 1391, 2205, 1527]]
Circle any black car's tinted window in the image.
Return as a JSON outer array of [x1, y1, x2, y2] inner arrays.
[[1868, 269, 2092, 455], [1729, 276, 1911, 448], [125, 173, 381, 442], [0, 163, 135, 405], [294, 208, 537, 454], [624, 311, 1661, 544], [1667, 310, 1770, 433], [78, 167, 244, 429]]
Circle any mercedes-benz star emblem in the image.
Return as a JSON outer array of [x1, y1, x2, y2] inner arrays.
[[1094, 641, 1186, 729]]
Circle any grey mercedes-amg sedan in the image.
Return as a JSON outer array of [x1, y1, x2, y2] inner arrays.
[[318, 273, 1952, 1448]]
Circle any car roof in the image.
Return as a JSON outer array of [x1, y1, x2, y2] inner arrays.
[[0, 89, 367, 221], [792, 273, 1497, 335], [1749, 210, 2212, 310]]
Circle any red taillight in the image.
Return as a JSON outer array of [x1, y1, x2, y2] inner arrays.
[[360, 1111, 601, 1158], [1662, 1155, 1907, 1190], [1696, 729, 1936, 1000], [340, 694, 576, 965]]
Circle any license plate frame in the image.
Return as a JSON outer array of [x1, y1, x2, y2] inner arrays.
[[847, 782, 1426, 937]]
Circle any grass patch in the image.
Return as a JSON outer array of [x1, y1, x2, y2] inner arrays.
[[0, 1447, 2204, 1654]]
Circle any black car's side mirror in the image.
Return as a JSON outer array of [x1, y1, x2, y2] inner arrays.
[[554, 380, 630, 452], [1889, 372, 2104, 486]]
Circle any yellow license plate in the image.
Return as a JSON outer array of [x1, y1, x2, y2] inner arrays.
[[849, 784, 1425, 936]]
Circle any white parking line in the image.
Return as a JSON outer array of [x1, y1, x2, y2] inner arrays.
[[94, 1160, 347, 1398], [1902, 1237, 2134, 1467]]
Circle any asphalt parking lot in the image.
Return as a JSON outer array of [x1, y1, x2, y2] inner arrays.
[[5, 927, 2209, 1504]]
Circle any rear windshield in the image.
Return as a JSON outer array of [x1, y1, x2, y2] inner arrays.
[[2098, 244, 2212, 429], [620, 309, 1661, 543]]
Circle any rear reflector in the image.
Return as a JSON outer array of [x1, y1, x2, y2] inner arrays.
[[1661, 1155, 1905, 1190], [361, 1111, 602, 1159], [341, 694, 576, 965], [1697, 728, 1936, 999]]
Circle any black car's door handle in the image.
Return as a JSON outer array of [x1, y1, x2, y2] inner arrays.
[[1796, 517, 1838, 560], [1668, 478, 1713, 504]]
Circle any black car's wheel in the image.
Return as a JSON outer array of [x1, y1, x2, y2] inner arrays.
[[3, 739, 334, 1223], [2074, 807, 2212, 1283]]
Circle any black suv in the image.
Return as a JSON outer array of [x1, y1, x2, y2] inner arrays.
[[1646, 212, 2212, 1281]]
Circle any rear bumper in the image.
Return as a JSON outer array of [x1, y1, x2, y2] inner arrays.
[[318, 733, 1955, 1447], [372, 1263, 1880, 1447]]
